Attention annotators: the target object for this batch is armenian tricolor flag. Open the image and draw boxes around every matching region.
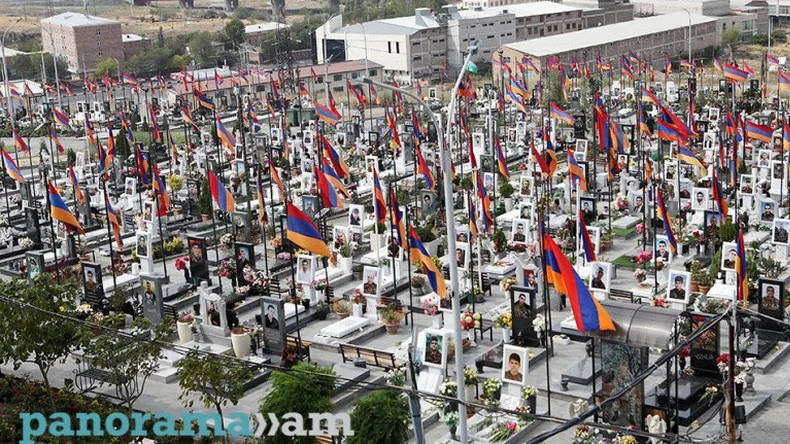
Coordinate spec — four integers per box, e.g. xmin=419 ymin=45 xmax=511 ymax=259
xmin=2 ymin=148 xmax=23 ymax=183
xmin=148 ymin=104 xmax=160 ymax=142
xmin=657 ymin=119 xmax=679 ymax=142
xmin=322 ymin=136 xmax=349 ymax=178
xmin=315 ymin=166 xmax=343 ymax=209
xmin=12 ymin=129 xmax=28 ymax=152
xmin=256 ymin=169 xmax=268 ymax=225
xmin=783 ymin=120 xmax=790 ymax=152
xmin=579 ymin=210 xmax=596 ymax=263
xmin=544 ymin=231 xmax=614 ymax=331
xmin=713 ymin=58 xmax=723 ymax=71
xmin=315 ymin=101 xmax=342 ymax=125
xmin=48 ymin=182 xmax=84 ymax=234
xmin=568 ymin=149 xmax=587 ymax=191
xmin=736 ymin=229 xmax=748 ymax=302
xmin=780 ymin=71 xmax=790 ymax=92
xmin=136 ymin=146 xmax=149 ymax=185
xmin=767 ymin=54 xmax=780 ymax=66
xmin=390 ymin=188 xmax=407 ymax=250
xmin=181 ymin=106 xmax=199 ymax=131
xmin=105 ymin=194 xmax=123 ymax=249
xmin=49 ymin=125 xmax=64 ymax=154
xmin=409 ymin=226 xmax=446 ymax=297
xmin=69 ymin=165 xmax=84 ymax=205
xmin=531 ymin=141 xmax=549 ymax=178
xmin=549 ymin=102 xmax=575 ymax=126
xmin=724 ymin=64 xmax=749 ymax=83
xmin=468 ymin=193 xmax=479 ymax=241
xmin=495 ymin=138 xmax=509 ymax=180
xmin=711 ymin=170 xmax=728 ymax=219
xmin=271 ymin=164 xmax=285 ymax=201
xmin=656 ymin=188 xmax=677 ymax=254
xmin=677 ymin=144 xmax=706 ymax=170
xmin=321 ymin=158 xmax=350 ymax=198
xmin=152 ymin=166 xmax=170 ymax=215
xmin=415 ymin=146 xmax=435 ymax=191
xmin=194 ymin=88 xmax=214 ymax=111
xmin=215 ymin=117 xmax=236 ymax=154
xmin=52 ymin=108 xmax=71 ymax=130
xmin=208 ymin=171 xmax=235 ymax=213
xmin=745 ymin=120 xmax=773 ymax=143
xmin=411 ymin=110 xmax=423 ymax=145
xmin=477 ymin=172 xmax=494 ymax=233
xmin=286 ymin=203 xmax=333 ymax=262
xmin=373 ymin=168 xmax=387 ymax=224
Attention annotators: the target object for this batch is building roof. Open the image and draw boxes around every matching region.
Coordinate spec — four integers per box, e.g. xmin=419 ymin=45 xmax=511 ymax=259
xmin=504 ymin=12 xmax=717 ymax=57
xmin=453 ymin=8 xmax=513 ymax=19
xmin=245 ymin=22 xmax=287 ymax=34
xmin=295 ymin=59 xmax=384 ymax=78
xmin=484 ymin=2 xmax=584 ymax=17
xmin=41 ymin=12 xmax=118 ymax=27
xmin=0 ymin=45 xmax=27 ymax=57
xmin=335 ymin=9 xmax=440 ymax=36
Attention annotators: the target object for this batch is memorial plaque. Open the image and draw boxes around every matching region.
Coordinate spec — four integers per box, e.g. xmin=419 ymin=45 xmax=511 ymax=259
xmin=235 ymin=241 xmax=255 ymax=281
xmin=25 ymin=208 xmax=41 ymax=248
xmin=25 ymin=251 xmax=45 ymax=284
xmin=689 ymin=313 xmax=720 ymax=379
xmin=510 ymin=286 xmax=539 ymax=347
xmin=81 ymin=261 xmax=104 ymax=303
xmin=600 ymin=340 xmax=648 ymax=429
xmin=260 ymin=297 xmax=286 ymax=354
xmin=187 ymin=236 xmax=209 ymax=282
xmin=139 ymin=274 xmax=165 ymax=323
xmin=758 ymin=278 xmax=784 ymax=332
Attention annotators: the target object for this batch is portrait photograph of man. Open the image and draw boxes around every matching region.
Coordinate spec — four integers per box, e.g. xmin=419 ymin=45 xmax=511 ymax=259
xmin=664 ymin=162 xmax=676 ymax=180
xmin=740 ymin=175 xmax=754 ymax=195
xmin=124 ymin=178 xmax=137 ymax=196
xmin=137 ymin=233 xmax=149 ymax=258
xmin=667 ymin=271 xmax=691 ymax=304
xmin=654 ymin=235 xmax=672 ymax=264
xmin=264 ymin=304 xmax=279 ymax=329
xmin=520 ymin=174 xmax=533 ymax=196
xmin=721 ymin=242 xmax=738 ymax=271
xmin=143 ymin=280 xmax=157 ymax=305
xmin=502 ymin=345 xmax=528 ymax=385
xmin=691 ymin=187 xmax=709 ymax=211
xmin=679 ymin=180 xmax=691 ymax=199
xmin=302 ymin=195 xmax=317 ymax=219
xmin=83 ymin=264 xmax=100 ymax=296
xmin=189 ymin=240 xmax=204 ymax=263
xmin=349 ymin=206 xmax=364 ymax=227
xmin=773 ymin=219 xmax=790 ymax=245
xmin=761 ymin=201 xmax=775 ymax=222
xmin=510 ymin=287 xmax=537 ymax=346
xmin=758 ymin=150 xmax=771 ymax=167
xmin=421 ymin=191 xmax=436 ymax=214
xmin=483 ymin=172 xmax=495 ymax=193
xmin=760 ymin=281 xmax=782 ymax=312
xmin=455 ymin=242 xmax=469 ymax=271
xmin=511 ymin=218 xmax=528 ymax=244
xmin=423 ymin=330 xmax=446 ymax=368
xmin=589 ymin=262 xmax=611 ymax=293
xmin=296 ymin=255 xmax=315 ymax=284
xmin=362 ymin=266 xmax=379 ymax=296
xmin=773 ymin=160 xmax=785 ymax=181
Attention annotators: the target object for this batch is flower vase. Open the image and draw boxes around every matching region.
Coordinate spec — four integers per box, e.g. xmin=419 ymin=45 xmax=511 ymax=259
xmin=339 ymin=257 xmax=352 ymax=272
xmin=352 ymin=303 xmax=364 ymax=317
xmin=448 ymin=425 xmax=457 ymax=440
xmin=230 ymin=332 xmax=251 ymax=357
xmin=524 ymin=395 xmax=537 ymax=414
xmin=735 ymin=382 xmax=744 ymax=402
xmin=183 ymin=268 xmax=190 ymax=283
xmin=176 ymin=321 xmax=193 ymax=344
xmin=465 ymin=384 xmax=476 ymax=401
xmin=503 ymin=329 xmax=512 ymax=344
xmin=432 ymin=316 xmax=443 ymax=329
xmin=745 ymin=372 xmax=755 ymax=394
xmin=680 ymin=358 xmax=686 ymax=372
xmin=466 ymin=331 xmax=477 ymax=347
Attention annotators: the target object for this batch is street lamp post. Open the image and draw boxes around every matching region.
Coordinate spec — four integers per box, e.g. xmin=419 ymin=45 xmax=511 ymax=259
xmin=681 ymin=9 xmax=692 ymax=62
xmin=38 ymin=24 xmax=63 ymax=109
xmin=2 ymin=18 xmax=23 ymax=129
xmin=363 ymin=40 xmax=479 ymax=444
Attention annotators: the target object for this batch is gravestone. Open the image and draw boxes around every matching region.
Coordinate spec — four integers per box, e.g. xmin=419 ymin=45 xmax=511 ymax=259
xmin=139 ymin=273 xmax=165 ymax=323
xmin=25 ymin=208 xmax=41 ymax=249
xmin=689 ymin=313 xmax=720 ymax=379
xmin=188 ymin=236 xmax=210 ymax=283
xmin=199 ymin=281 xmax=229 ymax=340
xmin=260 ymin=296 xmax=286 ymax=354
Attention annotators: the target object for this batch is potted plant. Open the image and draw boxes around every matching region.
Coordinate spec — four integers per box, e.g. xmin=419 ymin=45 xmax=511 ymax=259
xmin=411 ymin=275 xmax=426 ymax=295
xmin=482 ymin=378 xmax=503 ymax=406
xmin=444 ymin=411 xmax=459 ymax=440
xmin=315 ymin=300 xmax=329 ymax=320
xmin=600 ymin=230 xmax=614 ymax=251
xmin=499 ymin=181 xmax=516 ymax=211
xmin=230 ymin=326 xmax=251 ymax=357
xmin=697 ymin=273 xmax=713 ymax=294
xmin=378 ymin=303 xmax=405 ymax=334
xmin=332 ymin=299 xmax=350 ymax=320
xmin=198 ymin=178 xmax=212 ymax=221
xmin=176 ymin=313 xmax=195 ymax=344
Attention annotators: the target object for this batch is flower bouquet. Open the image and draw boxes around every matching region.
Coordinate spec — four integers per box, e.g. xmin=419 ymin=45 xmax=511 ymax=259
xmin=489 ymin=422 xmax=520 ymax=442
xmin=634 ymin=250 xmax=652 ymax=265
xmin=463 ymin=368 xmax=479 ymax=386
xmin=716 ymin=353 xmax=730 ymax=374
xmin=352 ymin=289 xmax=366 ymax=305
xmin=615 ymin=195 xmax=629 ymax=211
xmin=385 ymin=368 xmax=406 ymax=387
xmin=460 ymin=311 xmax=481 ymax=330
xmin=217 ymin=259 xmax=236 ymax=280
xmin=500 ymin=277 xmax=516 ymax=292
xmin=276 ymin=252 xmax=292 ymax=261
xmin=439 ymin=378 xmax=458 ymax=397
xmin=650 ymin=297 xmax=669 ymax=308
xmin=174 ymin=256 xmax=189 ymax=271
xmin=177 ymin=313 xmax=194 ymax=323
xmin=269 ymin=236 xmax=282 ymax=249
xmin=521 ymin=386 xmax=537 ymax=399
xmin=420 ymin=293 xmax=439 ymax=316
xmin=219 ymin=233 xmax=235 ymax=250
xmin=494 ymin=312 xmax=512 ymax=329
xmin=635 ymin=222 xmax=646 ymax=234
xmin=633 ymin=268 xmax=647 ymax=282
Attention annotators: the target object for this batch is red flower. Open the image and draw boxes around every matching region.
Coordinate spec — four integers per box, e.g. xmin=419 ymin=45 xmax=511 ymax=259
xmin=716 ymin=353 xmax=729 ymax=365
xmin=679 ymin=347 xmax=690 ymax=359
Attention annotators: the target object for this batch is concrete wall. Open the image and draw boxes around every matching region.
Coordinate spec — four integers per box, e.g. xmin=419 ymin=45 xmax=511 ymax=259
xmin=43 ymin=22 xmax=124 ymax=73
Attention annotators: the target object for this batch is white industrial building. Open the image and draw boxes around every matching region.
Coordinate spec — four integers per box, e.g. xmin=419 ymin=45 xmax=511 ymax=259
xmin=314 ymin=2 xmax=587 ymax=81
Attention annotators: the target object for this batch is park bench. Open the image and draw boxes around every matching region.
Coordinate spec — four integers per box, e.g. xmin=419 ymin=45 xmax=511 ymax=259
xmin=286 ymin=335 xmax=312 ymax=362
xmin=338 ymin=343 xmax=405 ymax=370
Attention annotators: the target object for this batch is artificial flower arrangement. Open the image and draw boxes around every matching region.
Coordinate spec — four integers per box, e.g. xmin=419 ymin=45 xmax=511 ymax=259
xmin=482 ymin=378 xmax=502 ymax=407
xmin=460 ymin=311 xmax=481 ymax=330
xmin=243 ymin=266 xmax=271 ymax=292
xmin=633 ymin=268 xmax=647 ymax=282
xmin=494 ymin=312 xmax=512 ymax=329
xmin=269 ymin=236 xmax=282 ymax=249
xmin=489 ymin=421 xmax=520 ymax=442
xmin=385 ymin=367 xmax=406 ymax=387
xmin=219 ymin=233 xmax=235 ymax=250
xmin=174 ymin=256 xmax=189 ymax=271
xmin=716 ymin=353 xmax=730 ymax=374
xmin=420 ymin=293 xmax=440 ymax=316
xmin=615 ymin=195 xmax=629 ymax=211
xmin=463 ymin=368 xmax=479 ymax=386
xmin=439 ymin=378 xmax=458 ymax=397
xmin=634 ymin=222 xmax=646 ymax=234
xmin=521 ymin=386 xmax=538 ymax=399
xmin=500 ymin=277 xmax=517 ymax=292
xmin=532 ymin=314 xmax=546 ymax=332
xmin=276 ymin=252 xmax=292 ymax=261
xmin=651 ymin=297 xmax=669 ymax=308
xmin=177 ymin=313 xmax=194 ymax=324
xmin=634 ymin=250 xmax=652 ymax=265
xmin=351 ymin=289 xmax=366 ymax=305
xmin=217 ymin=258 xmax=236 ymax=279
xmin=313 ymin=279 xmax=327 ymax=291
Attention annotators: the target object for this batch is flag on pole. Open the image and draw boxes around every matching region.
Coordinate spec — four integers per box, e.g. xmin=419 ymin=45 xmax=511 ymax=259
xmin=373 ymin=167 xmax=387 ymax=224
xmin=579 ymin=210 xmax=596 ymax=263
xmin=49 ymin=125 xmax=64 ymax=154
xmin=409 ymin=227 xmax=446 ymax=297
xmin=315 ymin=166 xmax=343 ymax=209
xmin=415 ymin=146 xmax=435 ymax=191
xmin=48 ymin=182 xmax=84 ymax=234
xmin=215 ymin=116 xmax=237 ymax=154
xmin=711 ymin=170 xmax=728 ymax=219
xmin=208 ymin=171 xmax=235 ymax=213
xmin=390 ymin=188 xmax=407 ymax=250
xmin=286 ymin=203 xmax=333 ymax=263
xmin=656 ymin=188 xmax=677 ymax=254
xmin=736 ymin=229 xmax=748 ymax=303
xmin=12 ymin=129 xmax=28 ymax=152
xmin=69 ymin=165 xmax=84 ymax=205
xmin=1 ymin=148 xmax=23 ymax=183
xmin=105 ymin=194 xmax=123 ymax=249
xmin=52 ymin=108 xmax=71 ymax=130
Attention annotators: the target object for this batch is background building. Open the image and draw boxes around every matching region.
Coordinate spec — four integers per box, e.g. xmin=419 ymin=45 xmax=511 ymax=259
xmin=496 ymin=12 xmax=718 ymax=76
xmin=41 ymin=13 xmax=124 ymax=74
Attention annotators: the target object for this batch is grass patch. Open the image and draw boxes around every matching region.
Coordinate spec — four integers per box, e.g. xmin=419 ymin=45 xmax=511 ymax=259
xmin=611 ymin=227 xmax=636 ymax=238
xmin=612 ymin=254 xmax=640 ymax=270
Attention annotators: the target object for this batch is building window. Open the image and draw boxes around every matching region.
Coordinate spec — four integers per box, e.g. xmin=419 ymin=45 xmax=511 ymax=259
xmin=414 ymin=56 xmax=422 ymax=61
xmin=488 ymin=35 xmax=495 ymax=39
xmin=351 ymin=72 xmax=358 ymax=78
xmin=316 ymin=76 xmax=324 ymax=83
xmin=388 ymin=42 xmax=392 ymax=53
xmin=333 ymin=74 xmax=342 ymax=81
xmin=370 ymin=69 xmax=377 ymax=76
xmin=396 ymin=42 xmax=400 ymax=53
xmin=504 ymin=57 xmax=511 ymax=62
xmin=98 ymin=51 xmax=103 ymax=57
xmin=528 ymin=28 xmax=533 ymax=35
xmin=333 ymin=86 xmax=344 ymax=92
xmin=96 ymin=30 xmax=101 ymax=36
xmin=566 ymin=23 xmax=570 ymax=30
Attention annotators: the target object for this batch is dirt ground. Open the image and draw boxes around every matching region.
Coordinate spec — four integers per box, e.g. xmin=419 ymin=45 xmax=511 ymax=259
xmin=0 ymin=0 xmax=322 ymax=41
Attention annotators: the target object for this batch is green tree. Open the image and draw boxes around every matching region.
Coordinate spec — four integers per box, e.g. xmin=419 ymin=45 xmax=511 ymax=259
xmin=721 ymin=28 xmax=742 ymax=48
xmin=115 ymin=128 xmax=131 ymax=159
xmin=157 ymin=26 xmax=165 ymax=47
xmin=88 ymin=318 xmax=173 ymax=413
xmin=176 ymin=350 xmax=254 ymax=432
xmin=259 ymin=362 xmax=337 ymax=444
xmin=198 ymin=178 xmax=212 ymax=215
xmin=0 ymin=276 xmax=88 ymax=410
xmin=222 ymin=18 xmax=246 ymax=47
xmin=188 ymin=32 xmax=218 ymax=67
xmin=348 ymin=390 xmax=409 ymax=444
xmin=95 ymin=57 xmax=119 ymax=78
